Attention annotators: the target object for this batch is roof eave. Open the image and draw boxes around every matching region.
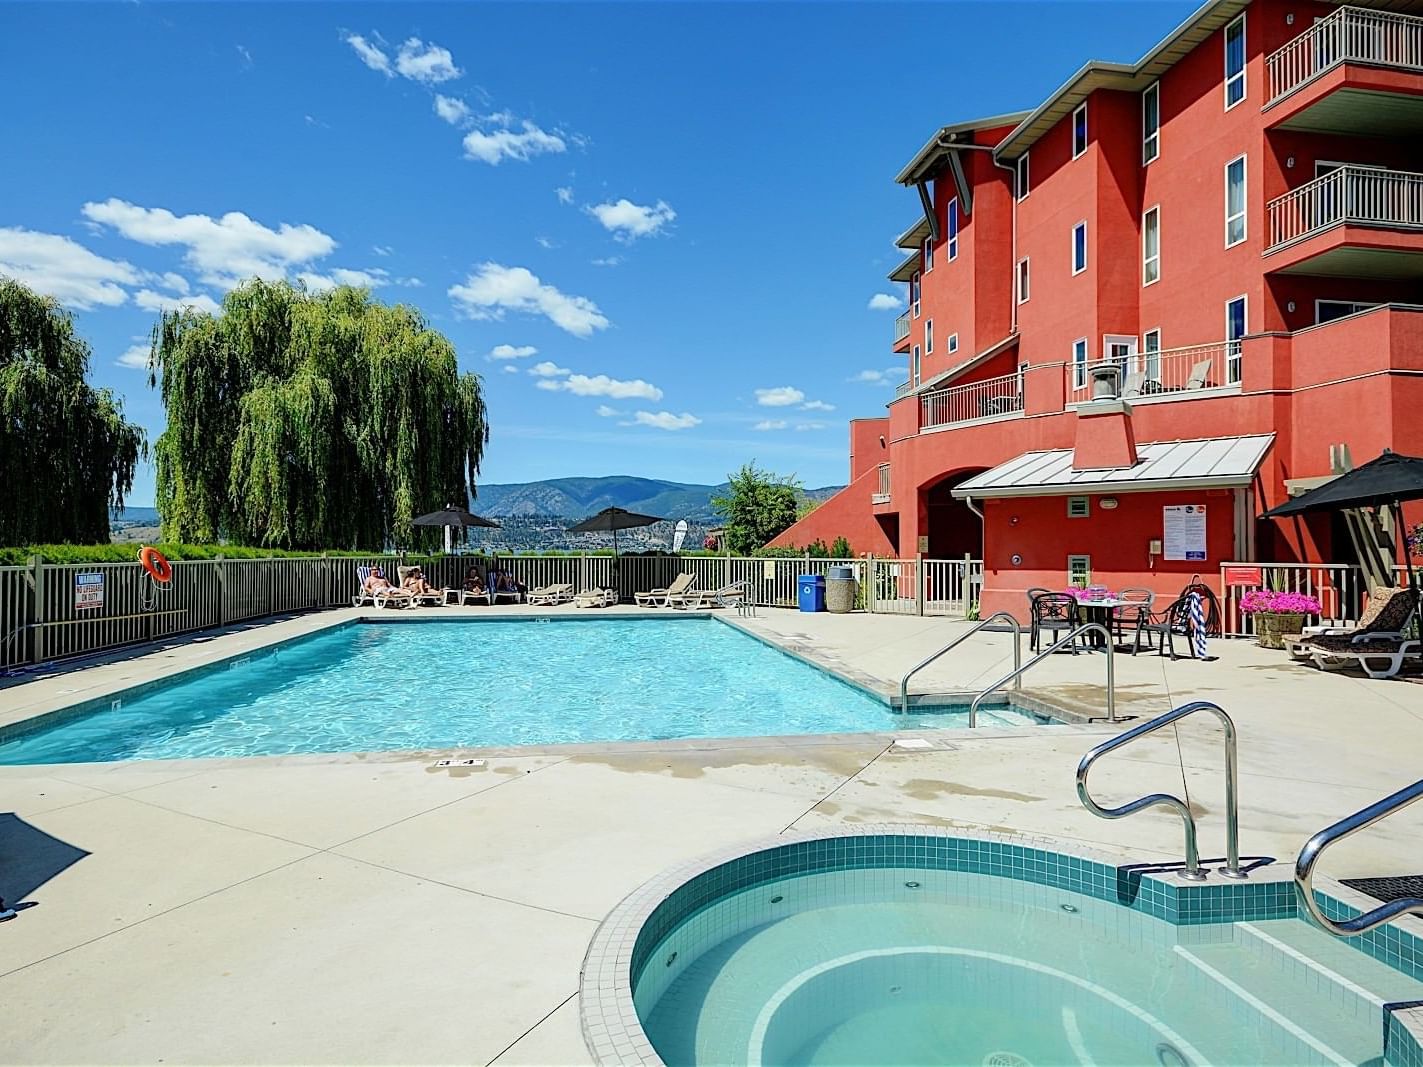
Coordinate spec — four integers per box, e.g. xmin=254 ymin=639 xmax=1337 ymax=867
xmin=952 ymin=474 xmax=1257 ymax=500
xmin=893 ymin=110 xmax=1031 ymax=185
xmin=888 ymin=250 xmax=921 ymax=283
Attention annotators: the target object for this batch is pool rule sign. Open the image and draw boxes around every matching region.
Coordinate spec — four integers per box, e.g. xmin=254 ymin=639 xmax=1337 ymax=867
xmin=74 ymin=571 xmax=104 ymax=611
xmin=1163 ymin=504 xmax=1207 ymax=561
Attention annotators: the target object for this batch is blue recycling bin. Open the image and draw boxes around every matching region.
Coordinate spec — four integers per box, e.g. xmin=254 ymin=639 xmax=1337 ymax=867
xmin=797 ymin=574 xmax=826 ymax=612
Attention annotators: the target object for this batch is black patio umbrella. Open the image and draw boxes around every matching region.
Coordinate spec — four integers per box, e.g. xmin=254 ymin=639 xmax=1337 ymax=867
xmin=565 ymin=507 xmax=664 ymax=558
xmin=1261 ymin=449 xmax=1423 ymax=595
xmin=413 ymin=505 xmax=500 ymax=553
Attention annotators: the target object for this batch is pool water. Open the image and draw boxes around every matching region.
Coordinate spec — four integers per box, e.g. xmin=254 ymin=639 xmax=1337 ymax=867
xmin=0 ymin=619 xmax=1048 ymax=764
xmin=636 ymin=866 xmax=1423 ymax=1066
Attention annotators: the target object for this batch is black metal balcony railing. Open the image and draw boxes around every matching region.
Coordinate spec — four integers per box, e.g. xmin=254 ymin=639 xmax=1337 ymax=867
xmin=894 ymin=312 xmax=910 ymax=344
xmin=1266 ymin=6 xmax=1423 ymax=103
xmin=1267 ymin=166 xmax=1423 ymax=251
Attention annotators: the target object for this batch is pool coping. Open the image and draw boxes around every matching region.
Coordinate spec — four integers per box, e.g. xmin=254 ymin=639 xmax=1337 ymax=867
xmin=577 ymin=824 xmax=1423 ymax=1066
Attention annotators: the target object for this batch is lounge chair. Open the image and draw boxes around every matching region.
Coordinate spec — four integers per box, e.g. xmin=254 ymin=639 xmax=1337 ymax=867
xmin=635 ymin=572 xmax=693 ymax=607
xmin=1185 ymin=358 xmax=1215 ymax=390
xmin=669 ymin=584 xmax=745 ymax=610
xmin=353 ymin=565 xmax=412 ymax=609
xmin=396 ymin=566 xmax=443 ymax=607
xmin=527 ymin=583 xmax=575 ymax=606
xmin=1288 ymin=586 xmax=1420 ymax=678
xmin=573 ymin=587 xmax=617 ymax=608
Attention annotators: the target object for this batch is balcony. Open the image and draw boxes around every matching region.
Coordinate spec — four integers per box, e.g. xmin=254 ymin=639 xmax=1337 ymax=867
xmin=1266 ymin=166 xmax=1423 ymax=275
xmin=1066 ymin=342 xmax=1240 ymax=404
xmin=1265 ymin=7 xmax=1423 ymax=136
xmin=893 ymin=312 xmax=910 ymax=345
xmin=872 ymin=463 xmax=891 ymax=505
xmin=894 ymin=378 xmax=913 ymax=399
xmin=920 ymin=371 xmax=1024 ymax=432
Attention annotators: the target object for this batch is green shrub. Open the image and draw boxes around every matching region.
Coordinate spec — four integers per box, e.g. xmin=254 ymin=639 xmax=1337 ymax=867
xmin=830 ymin=536 xmax=852 ymax=558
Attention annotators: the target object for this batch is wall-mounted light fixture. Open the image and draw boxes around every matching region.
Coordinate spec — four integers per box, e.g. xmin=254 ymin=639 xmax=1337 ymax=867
xmin=1100 ymin=497 xmax=1119 ymax=510
xmin=1286 ymin=12 xmax=1295 ymax=25
xmin=1287 ymin=301 xmax=1297 ymax=313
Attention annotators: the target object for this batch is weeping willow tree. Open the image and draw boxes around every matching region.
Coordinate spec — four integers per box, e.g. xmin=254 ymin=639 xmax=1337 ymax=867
xmin=151 ymin=280 xmax=489 ymax=550
xmin=0 ymin=279 xmax=145 ymax=545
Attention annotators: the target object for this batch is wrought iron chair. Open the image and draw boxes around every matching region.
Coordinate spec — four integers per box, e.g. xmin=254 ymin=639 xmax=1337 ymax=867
xmin=1031 ymin=593 xmax=1081 ymax=654
xmin=1134 ymin=595 xmax=1193 ymax=657
xmin=1114 ymin=587 xmax=1155 ymax=645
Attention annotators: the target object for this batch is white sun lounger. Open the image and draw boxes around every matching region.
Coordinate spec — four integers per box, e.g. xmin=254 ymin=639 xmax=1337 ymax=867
xmin=635 ymin=572 xmax=693 ymax=607
xmin=573 ymin=587 xmax=617 ymax=608
xmin=527 ymin=583 xmax=575 ymax=606
xmin=669 ymin=584 xmax=744 ymax=610
xmin=353 ymin=565 xmax=412 ymax=609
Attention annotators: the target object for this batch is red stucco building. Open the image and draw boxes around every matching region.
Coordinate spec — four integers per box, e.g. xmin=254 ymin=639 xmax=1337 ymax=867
xmin=771 ymin=0 xmax=1423 ymax=619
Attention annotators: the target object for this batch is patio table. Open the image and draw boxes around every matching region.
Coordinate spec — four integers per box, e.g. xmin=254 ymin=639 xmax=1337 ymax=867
xmin=1073 ymin=597 xmax=1126 ymax=650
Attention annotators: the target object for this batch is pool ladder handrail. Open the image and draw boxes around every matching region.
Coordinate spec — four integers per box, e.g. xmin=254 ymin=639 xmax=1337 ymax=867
xmin=968 ymin=622 xmax=1116 ymax=728
xmin=1076 ymin=700 xmax=1244 ymax=882
xmin=896 ymin=612 xmax=1022 ymax=714
xmin=727 ymin=578 xmax=758 ymax=617
xmin=1295 ymin=778 xmax=1423 ymax=937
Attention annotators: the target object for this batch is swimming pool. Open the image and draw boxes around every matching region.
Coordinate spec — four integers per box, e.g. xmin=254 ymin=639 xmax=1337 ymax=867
xmin=584 ymin=830 xmax=1423 ymax=1066
xmin=0 ymin=618 xmax=1051 ymax=764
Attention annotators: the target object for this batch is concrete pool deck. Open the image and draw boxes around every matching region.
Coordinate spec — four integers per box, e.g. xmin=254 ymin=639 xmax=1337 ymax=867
xmin=2 ymin=604 xmax=1422 ymax=1064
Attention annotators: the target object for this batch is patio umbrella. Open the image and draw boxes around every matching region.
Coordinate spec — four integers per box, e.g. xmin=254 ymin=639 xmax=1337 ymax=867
xmin=567 ymin=507 xmax=664 ymax=587
xmin=1261 ymin=449 xmax=1423 ymax=596
xmin=413 ymin=505 xmax=500 ymax=553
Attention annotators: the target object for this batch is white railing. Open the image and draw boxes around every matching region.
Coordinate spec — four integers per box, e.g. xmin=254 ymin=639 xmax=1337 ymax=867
xmin=873 ymin=463 xmax=891 ymax=503
xmin=894 ymin=312 xmax=911 ymax=343
xmin=1267 ymin=6 xmax=1423 ymax=103
xmin=1219 ymin=561 xmax=1412 ymax=638
xmin=866 ymin=557 xmax=984 ymax=616
xmin=920 ymin=371 xmax=1023 ymax=430
xmin=1268 ymin=166 xmax=1423 ymax=250
xmin=1067 ymin=341 xmax=1238 ymax=402
xmin=894 ymin=379 xmax=913 ymax=399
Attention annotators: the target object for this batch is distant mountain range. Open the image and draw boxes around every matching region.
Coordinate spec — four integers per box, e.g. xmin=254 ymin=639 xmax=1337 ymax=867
xmin=470 ymin=476 xmax=842 ymax=521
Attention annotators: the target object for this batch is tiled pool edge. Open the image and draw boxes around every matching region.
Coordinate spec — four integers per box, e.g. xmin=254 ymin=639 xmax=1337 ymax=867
xmin=579 ymin=825 xmax=1423 ymax=1066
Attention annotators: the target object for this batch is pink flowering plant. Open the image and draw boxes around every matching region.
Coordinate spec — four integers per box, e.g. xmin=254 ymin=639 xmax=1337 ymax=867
xmin=1239 ymin=589 xmax=1322 ymax=616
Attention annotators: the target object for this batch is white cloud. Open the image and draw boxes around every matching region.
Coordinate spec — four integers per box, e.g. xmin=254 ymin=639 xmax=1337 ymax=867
xmin=82 ymin=198 xmax=337 ymax=289
xmin=795 ymin=423 xmax=826 ymax=432
xmin=433 ymin=94 xmax=471 ymax=125
xmin=462 ymin=121 xmax=566 ymax=165
xmin=343 ymin=33 xmax=391 ymax=75
xmin=236 ymin=44 xmax=253 ymax=69
xmin=448 ymin=262 xmax=609 ymax=336
xmin=489 ymin=343 xmax=537 ymax=360
xmin=394 ymin=37 xmax=461 ymax=84
xmin=849 ymin=368 xmax=904 ymax=385
xmin=591 ymin=256 xmax=622 ymax=267
xmin=801 ymin=400 xmax=835 ymax=412
xmin=595 ymin=404 xmax=620 ymax=417
xmin=372 ymin=244 xmax=394 ymax=257
xmin=555 ymin=186 xmax=574 ymax=205
xmin=158 ymin=271 xmax=190 ymax=294
xmin=867 ymin=293 xmax=903 ymax=311
xmin=537 ymin=373 xmax=662 ymax=401
xmin=535 ymin=236 xmax=557 ymax=249
xmin=134 ymin=288 xmax=222 ymax=316
xmin=753 ymin=419 xmax=788 ymax=431
xmin=502 ymin=365 xmax=519 ymax=374
xmin=297 ymin=267 xmax=390 ymax=292
xmin=755 ymin=386 xmax=805 ymax=408
xmin=0 ymin=227 xmax=140 ymax=309
xmin=633 ymin=411 xmax=699 ymax=431
xmin=587 ymin=198 xmax=675 ymax=241
xmin=528 ymin=361 xmax=570 ymax=378
xmin=116 ymin=344 xmax=151 ymax=369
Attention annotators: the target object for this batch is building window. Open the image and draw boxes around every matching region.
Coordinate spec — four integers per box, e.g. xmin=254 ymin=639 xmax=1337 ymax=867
xmin=1225 ymin=14 xmax=1246 ymax=109
xmin=925 ymin=319 xmax=934 ymax=354
xmin=1072 ymin=338 xmax=1089 ymax=389
xmin=911 ymin=271 xmax=921 ymax=318
xmin=948 ymin=332 xmax=959 ymax=354
xmin=1143 ymin=82 xmax=1160 ymax=164
xmin=923 ymin=235 xmax=934 ymax=273
xmin=1143 ymin=328 xmax=1161 ymax=382
xmin=1068 ymin=554 xmax=1092 ymax=585
xmin=1017 ymin=258 xmax=1030 ymax=304
xmin=1225 ymin=155 xmax=1247 ymax=247
xmin=1072 ymin=103 xmax=1088 ymax=159
xmin=1317 ymin=300 xmax=1378 ymax=323
xmin=912 ymin=344 xmax=921 ymax=386
xmin=1016 ymin=153 xmax=1029 ymax=201
xmin=1067 ymin=498 xmax=1091 ymax=519
xmin=947 ymin=198 xmax=959 ymax=261
xmin=1226 ymin=296 xmax=1246 ymax=384
xmin=1142 ymin=206 xmax=1160 ymax=286
xmin=1072 ymin=221 xmax=1087 ymax=275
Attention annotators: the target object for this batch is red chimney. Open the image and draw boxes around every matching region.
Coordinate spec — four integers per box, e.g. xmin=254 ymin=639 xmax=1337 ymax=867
xmin=1073 ymin=399 xmax=1138 ymax=470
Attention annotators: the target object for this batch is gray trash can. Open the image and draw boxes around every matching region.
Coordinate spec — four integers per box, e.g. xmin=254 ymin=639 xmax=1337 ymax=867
xmin=826 ymin=574 xmax=857 ymax=613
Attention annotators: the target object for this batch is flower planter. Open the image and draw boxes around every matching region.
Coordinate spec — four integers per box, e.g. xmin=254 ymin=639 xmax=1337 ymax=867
xmin=1256 ymin=612 xmax=1306 ymax=649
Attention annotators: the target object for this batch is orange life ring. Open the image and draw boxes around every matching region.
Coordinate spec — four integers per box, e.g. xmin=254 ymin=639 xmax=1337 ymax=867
xmin=139 ymin=546 xmax=173 ymax=583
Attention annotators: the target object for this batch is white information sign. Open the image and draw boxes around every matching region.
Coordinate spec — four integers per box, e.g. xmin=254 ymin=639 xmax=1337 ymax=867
xmin=1163 ymin=504 xmax=1207 ymax=561
xmin=74 ymin=571 xmax=105 ymax=611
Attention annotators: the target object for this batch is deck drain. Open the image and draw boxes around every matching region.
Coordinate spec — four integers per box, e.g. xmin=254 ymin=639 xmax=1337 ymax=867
xmin=770 ymin=895 xmax=784 ymax=904
xmin=665 ymin=951 xmax=677 ymax=968
xmin=1341 ymin=875 xmax=1423 ymax=903
xmin=904 ymin=881 xmax=921 ymax=889
xmin=1156 ymin=1042 xmax=1189 ymax=1067
xmin=983 ymin=1053 xmax=1032 ymax=1067
xmin=1060 ymin=903 xmax=1078 ymax=913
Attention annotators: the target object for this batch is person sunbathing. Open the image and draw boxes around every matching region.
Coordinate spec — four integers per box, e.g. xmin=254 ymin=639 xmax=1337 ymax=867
xmin=365 ymin=566 xmax=412 ymax=600
xmin=402 ymin=567 xmax=440 ymax=597
xmin=463 ymin=567 xmax=486 ymax=594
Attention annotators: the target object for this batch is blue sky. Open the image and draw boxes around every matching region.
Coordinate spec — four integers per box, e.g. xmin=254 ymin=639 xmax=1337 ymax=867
xmin=2 ymin=1 xmax=1195 ymax=505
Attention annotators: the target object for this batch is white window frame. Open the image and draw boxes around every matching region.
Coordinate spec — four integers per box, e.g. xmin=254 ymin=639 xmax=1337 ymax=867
xmin=912 ymin=344 xmax=922 ymax=387
xmin=1142 ymin=82 xmax=1160 ymax=165
xmin=911 ymin=271 xmax=921 ymax=318
xmin=1016 ymin=153 xmax=1029 ymax=201
xmin=1072 ymin=337 xmax=1089 ymax=390
xmin=1072 ymin=220 xmax=1088 ymax=275
xmin=1224 ymin=14 xmax=1246 ymax=110
xmin=1072 ymin=102 xmax=1088 ymax=159
xmin=1315 ymin=299 xmax=1379 ymax=323
xmin=1017 ymin=257 xmax=1030 ymax=304
xmin=947 ymin=198 xmax=959 ymax=261
xmin=1067 ymin=554 xmax=1092 ymax=584
xmin=923 ymin=235 xmax=934 ymax=273
xmin=1225 ymin=155 xmax=1247 ymax=248
xmin=1226 ymin=295 xmax=1247 ymax=385
xmin=1143 ymin=328 xmax=1162 ymax=381
xmin=1142 ymin=206 xmax=1161 ymax=286
xmin=947 ymin=332 xmax=959 ymax=354
xmin=925 ymin=319 xmax=934 ymax=355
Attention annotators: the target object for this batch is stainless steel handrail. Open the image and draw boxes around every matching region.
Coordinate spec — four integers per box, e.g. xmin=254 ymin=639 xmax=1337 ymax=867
xmin=897 ymin=612 xmax=1022 ymax=713
xmin=1295 ymin=779 xmax=1423 ymax=937
xmin=1076 ymin=700 xmax=1244 ymax=882
xmin=968 ymin=622 xmax=1115 ymax=728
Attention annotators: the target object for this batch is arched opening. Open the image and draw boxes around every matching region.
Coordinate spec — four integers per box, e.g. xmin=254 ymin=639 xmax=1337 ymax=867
xmin=921 ymin=469 xmax=987 ymax=558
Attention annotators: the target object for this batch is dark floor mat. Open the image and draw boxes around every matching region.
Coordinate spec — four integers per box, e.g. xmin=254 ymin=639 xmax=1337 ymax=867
xmin=1341 ymin=875 xmax=1423 ymax=903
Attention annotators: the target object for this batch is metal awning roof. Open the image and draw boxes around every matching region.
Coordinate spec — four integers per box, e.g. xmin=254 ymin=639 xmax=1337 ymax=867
xmin=894 ymin=111 xmax=1031 ymax=186
xmin=896 ymin=217 xmax=931 ymax=250
xmin=888 ymin=250 xmax=921 ymax=283
xmin=952 ymin=434 xmax=1275 ymax=499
